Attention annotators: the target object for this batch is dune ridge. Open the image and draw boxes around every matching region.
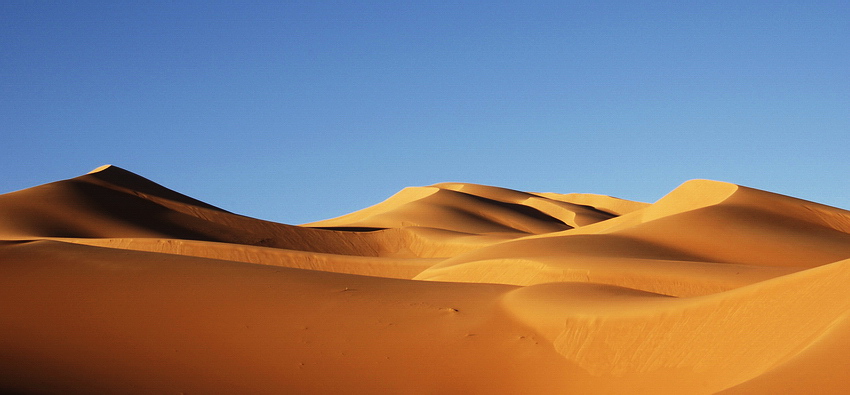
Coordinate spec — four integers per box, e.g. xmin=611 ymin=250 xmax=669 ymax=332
xmin=2 ymin=165 xmax=850 ymax=394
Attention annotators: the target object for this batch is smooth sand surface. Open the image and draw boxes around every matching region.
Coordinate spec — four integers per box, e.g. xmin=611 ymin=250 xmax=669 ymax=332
xmin=3 ymin=165 xmax=850 ymax=393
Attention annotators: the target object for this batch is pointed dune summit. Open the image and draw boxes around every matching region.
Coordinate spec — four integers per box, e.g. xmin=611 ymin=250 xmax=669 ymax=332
xmin=85 ymin=164 xmax=228 ymax=211
xmin=2 ymin=166 xmax=850 ymax=394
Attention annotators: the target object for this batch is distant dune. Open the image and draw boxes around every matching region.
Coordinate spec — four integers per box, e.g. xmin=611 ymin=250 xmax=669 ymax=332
xmin=3 ymin=165 xmax=850 ymax=393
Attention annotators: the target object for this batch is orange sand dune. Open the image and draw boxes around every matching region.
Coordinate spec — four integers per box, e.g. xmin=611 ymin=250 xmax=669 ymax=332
xmin=2 ymin=166 xmax=850 ymax=394
xmin=304 ymin=181 xmax=621 ymax=232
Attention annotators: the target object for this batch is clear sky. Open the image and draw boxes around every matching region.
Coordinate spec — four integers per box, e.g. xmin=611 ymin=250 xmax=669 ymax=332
xmin=2 ymin=1 xmax=848 ymax=224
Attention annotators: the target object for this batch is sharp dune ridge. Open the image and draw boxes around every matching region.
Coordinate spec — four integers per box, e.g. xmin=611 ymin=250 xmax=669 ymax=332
xmin=2 ymin=166 xmax=850 ymax=393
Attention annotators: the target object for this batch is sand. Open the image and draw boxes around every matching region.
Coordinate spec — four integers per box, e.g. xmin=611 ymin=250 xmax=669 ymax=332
xmin=2 ymin=165 xmax=850 ymax=394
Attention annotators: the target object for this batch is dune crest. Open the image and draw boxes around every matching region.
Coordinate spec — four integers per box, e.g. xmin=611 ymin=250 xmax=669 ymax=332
xmin=641 ymin=179 xmax=738 ymax=221
xmin=2 ymin=167 xmax=850 ymax=393
xmin=305 ymin=182 xmax=624 ymax=233
xmin=87 ymin=164 xmax=114 ymax=173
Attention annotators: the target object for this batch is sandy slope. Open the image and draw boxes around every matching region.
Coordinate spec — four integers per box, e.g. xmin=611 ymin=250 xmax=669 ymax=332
xmin=2 ymin=165 xmax=850 ymax=393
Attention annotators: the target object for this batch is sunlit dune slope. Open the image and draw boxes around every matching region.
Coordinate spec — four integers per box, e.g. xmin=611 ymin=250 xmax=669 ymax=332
xmin=3 ymin=166 xmax=850 ymax=394
xmin=415 ymin=179 xmax=850 ymax=296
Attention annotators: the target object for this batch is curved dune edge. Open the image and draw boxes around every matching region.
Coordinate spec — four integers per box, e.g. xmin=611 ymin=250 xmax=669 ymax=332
xmin=416 ymin=255 xmax=801 ymax=297
xmin=500 ymin=258 xmax=850 ymax=394
xmin=4 ymin=165 xmax=850 ymax=393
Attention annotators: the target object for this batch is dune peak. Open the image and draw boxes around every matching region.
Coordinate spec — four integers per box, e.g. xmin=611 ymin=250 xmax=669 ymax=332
xmin=78 ymin=164 xmax=226 ymax=212
xmin=641 ymin=179 xmax=739 ymax=222
xmin=87 ymin=164 xmax=116 ymax=174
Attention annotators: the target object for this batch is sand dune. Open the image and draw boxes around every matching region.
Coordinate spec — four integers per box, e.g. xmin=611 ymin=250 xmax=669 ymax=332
xmin=2 ymin=166 xmax=850 ymax=393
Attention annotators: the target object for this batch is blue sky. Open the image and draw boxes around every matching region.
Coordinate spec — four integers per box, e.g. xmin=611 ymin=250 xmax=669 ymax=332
xmin=2 ymin=1 xmax=848 ymax=224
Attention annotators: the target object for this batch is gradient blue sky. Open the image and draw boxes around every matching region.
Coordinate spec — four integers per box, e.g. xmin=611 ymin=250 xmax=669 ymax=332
xmin=2 ymin=1 xmax=848 ymax=224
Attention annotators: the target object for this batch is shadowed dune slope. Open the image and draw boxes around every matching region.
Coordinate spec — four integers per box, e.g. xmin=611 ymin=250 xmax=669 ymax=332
xmin=3 ymin=167 xmax=850 ymax=394
xmin=304 ymin=182 xmax=629 ymax=233
xmin=532 ymin=191 xmax=650 ymax=216
xmin=0 ymin=166 xmax=508 ymax=259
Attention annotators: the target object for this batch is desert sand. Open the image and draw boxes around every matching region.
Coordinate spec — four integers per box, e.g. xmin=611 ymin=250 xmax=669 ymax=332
xmin=3 ymin=165 xmax=850 ymax=394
